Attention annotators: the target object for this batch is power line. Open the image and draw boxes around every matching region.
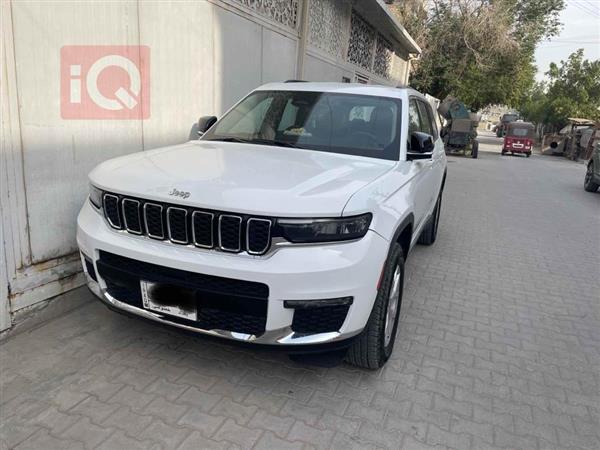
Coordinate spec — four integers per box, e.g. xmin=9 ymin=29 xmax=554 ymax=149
xmin=577 ymin=0 xmax=600 ymax=9
xmin=540 ymin=40 xmax=599 ymax=44
xmin=568 ymin=0 xmax=600 ymax=18
xmin=568 ymin=0 xmax=600 ymax=16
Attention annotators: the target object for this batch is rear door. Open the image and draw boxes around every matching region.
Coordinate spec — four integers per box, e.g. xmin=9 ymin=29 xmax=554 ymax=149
xmin=416 ymin=100 xmax=444 ymax=217
xmin=407 ymin=98 xmax=432 ymax=231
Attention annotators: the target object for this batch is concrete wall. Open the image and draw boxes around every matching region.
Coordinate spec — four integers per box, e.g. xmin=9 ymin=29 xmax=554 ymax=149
xmin=0 ymin=0 xmax=416 ymax=331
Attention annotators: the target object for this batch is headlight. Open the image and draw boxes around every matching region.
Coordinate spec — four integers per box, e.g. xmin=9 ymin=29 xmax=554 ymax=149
xmin=89 ymin=184 xmax=103 ymax=209
xmin=277 ymin=213 xmax=372 ymax=243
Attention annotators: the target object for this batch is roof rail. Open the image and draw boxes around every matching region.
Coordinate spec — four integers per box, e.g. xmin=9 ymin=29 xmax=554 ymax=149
xmin=284 ymin=79 xmax=308 ymax=83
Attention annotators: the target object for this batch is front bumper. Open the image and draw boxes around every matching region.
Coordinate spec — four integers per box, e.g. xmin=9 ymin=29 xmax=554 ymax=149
xmin=503 ymin=146 xmax=531 ymax=153
xmin=77 ymin=201 xmax=389 ymax=346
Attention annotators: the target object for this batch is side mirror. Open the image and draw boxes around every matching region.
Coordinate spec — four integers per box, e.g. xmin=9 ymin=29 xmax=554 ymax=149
xmin=197 ymin=116 xmax=217 ymax=137
xmin=407 ymin=131 xmax=434 ymax=160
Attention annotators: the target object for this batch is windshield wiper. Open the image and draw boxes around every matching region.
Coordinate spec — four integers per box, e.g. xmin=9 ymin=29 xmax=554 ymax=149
xmin=248 ymin=138 xmax=301 ymax=148
xmin=205 ymin=137 xmax=301 ymax=148
xmin=205 ymin=137 xmax=251 ymax=143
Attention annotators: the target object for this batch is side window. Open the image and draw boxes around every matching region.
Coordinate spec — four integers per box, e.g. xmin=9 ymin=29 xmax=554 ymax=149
xmin=425 ymin=102 xmax=439 ymax=139
xmin=417 ymin=101 xmax=433 ymax=137
xmin=408 ymin=100 xmax=421 ymax=135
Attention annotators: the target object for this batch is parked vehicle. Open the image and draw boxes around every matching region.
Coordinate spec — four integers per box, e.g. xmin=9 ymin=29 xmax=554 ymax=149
xmin=495 ymin=113 xmax=519 ymax=137
xmin=438 ymin=96 xmax=480 ymax=158
xmin=580 ymin=126 xmax=599 ymax=161
xmin=502 ymin=122 xmax=535 ymax=157
xmin=584 ymin=142 xmax=600 ymax=193
xmin=77 ymin=82 xmax=448 ymax=369
xmin=548 ymin=118 xmax=595 ymax=159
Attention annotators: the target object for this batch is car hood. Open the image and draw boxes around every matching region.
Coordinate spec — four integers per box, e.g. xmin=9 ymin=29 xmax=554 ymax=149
xmin=89 ymin=140 xmax=395 ymax=216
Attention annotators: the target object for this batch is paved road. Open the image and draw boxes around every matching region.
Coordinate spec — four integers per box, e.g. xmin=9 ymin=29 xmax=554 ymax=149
xmin=2 ymin=143 xmax=599 ymax=450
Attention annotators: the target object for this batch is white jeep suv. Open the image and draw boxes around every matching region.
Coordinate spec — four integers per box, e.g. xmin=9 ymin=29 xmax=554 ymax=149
xmin=77 ymin=82 xmax=447 ymax=369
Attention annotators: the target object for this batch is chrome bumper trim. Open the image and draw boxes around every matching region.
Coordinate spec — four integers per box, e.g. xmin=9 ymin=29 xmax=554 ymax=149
xmin=85 ymin=276 xmax=360 ymax=346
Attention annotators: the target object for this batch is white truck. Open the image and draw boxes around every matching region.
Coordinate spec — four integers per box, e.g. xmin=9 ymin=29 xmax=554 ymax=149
xmin=77 ymin=82 xmax=447 ymax=369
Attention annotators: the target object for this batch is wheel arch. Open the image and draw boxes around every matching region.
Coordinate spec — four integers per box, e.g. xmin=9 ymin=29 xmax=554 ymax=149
xmin=441 ymin=169 xmax=447 ymax=192
xmin=391 ymin=213 xmax=414 ymax=260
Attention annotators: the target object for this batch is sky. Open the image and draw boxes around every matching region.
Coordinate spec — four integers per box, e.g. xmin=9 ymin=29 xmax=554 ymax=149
xmin=534 ymin=0 xmax=600 ymax=81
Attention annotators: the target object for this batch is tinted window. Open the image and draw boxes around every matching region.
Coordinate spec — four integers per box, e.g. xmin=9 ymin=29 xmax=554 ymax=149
xmin=203 ymin=91 xmax=403 ymax=160
xmin=408 ymin=100 xmax=421 ymax=135
xmin=417 ymin=101 xmax=433 ymax=136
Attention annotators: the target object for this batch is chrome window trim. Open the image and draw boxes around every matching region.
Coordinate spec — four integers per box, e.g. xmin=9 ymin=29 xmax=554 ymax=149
xmin=218 ymin=215 xmax=242 ymax=252
xmin=121 ymin=198 xmax=143 ymax=235
xmin=246 ymin=218 xmax=272 ymax=255
xmin=144 ymin=203 xmax=164 ymax=240
xmin=103 ymin=193 xmax=122 ymax=229
xmin=191 ymin=211 xmax=214 ymax=248
xmin=166 ymin=207 xmax=189 ymax=244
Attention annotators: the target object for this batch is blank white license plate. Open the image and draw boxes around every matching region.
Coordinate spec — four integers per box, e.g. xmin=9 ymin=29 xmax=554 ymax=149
xmin=140 ymin=280 xmax=196 ymax=320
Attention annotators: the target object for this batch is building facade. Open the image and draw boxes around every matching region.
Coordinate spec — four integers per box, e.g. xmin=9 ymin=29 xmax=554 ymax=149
xmin=0 ymin=0 xmax=420 ymax=331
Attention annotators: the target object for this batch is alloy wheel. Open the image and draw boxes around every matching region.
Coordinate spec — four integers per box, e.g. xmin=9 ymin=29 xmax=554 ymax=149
xmin=384 ymin=265 xmax=401 ymax=347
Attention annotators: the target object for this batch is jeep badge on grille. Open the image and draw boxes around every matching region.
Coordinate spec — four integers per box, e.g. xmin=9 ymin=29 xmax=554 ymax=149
xmin=168 ymin=188 xmax=190 ymax=199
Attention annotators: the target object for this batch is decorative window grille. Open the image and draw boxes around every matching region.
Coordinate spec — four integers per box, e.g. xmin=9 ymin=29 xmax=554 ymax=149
xmin=347 ymin=11 xmax=375 ymax=70
xmin=308 ymin=0 xmax=350 ymax=60
xmin=232 ymin=0 xmax=299 ymax=29
xmin=373 ymin=35 xmax=393 ymax=79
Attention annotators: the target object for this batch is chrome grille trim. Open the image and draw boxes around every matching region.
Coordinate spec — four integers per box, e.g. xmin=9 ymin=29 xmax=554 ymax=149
xmin=143 ymin=203 xmax=164 ymax=240
xmin=191 ymin=211 xmax=214 ymax=248
xmin=246 ymin=218 xmax=272 ymax=255
xmin=218 ymin=215 xmax=242 ymax=252
xmin=101 ymin=192 xmax=274 ymax=255
xmin=103 ymin=193 xmax=122 ymax=229
xmin=166 ymin=207 xmax=189 ymax=244
xmin=121 ymin=199 xmax=142 ymax=235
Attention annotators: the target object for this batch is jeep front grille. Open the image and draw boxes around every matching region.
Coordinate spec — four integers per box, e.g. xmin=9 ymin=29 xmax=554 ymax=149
xmin=102 ymin=192 xmax=273 ymax=255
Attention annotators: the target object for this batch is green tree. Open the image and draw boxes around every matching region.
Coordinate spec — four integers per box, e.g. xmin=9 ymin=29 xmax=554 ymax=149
xmin=389 ymin=0 xmax=565 ymax=110
xmin=520 ymin=50 xmax=600 ymax=128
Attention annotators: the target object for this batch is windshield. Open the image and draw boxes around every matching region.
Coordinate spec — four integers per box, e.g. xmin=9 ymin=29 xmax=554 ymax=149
xmin=202 ymin=90 xmax=402 ymax=160
xmin=502 ymin=114 xmax=518 ymax=123
xmin=508 ymin=127 xmax=533 ymax=138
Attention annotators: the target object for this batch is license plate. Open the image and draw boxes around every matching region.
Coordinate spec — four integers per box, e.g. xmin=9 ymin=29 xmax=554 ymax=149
xmin=140 ymin=280 xmax=197 ymax=320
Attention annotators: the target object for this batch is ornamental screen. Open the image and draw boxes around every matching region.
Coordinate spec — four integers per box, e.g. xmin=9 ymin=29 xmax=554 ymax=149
xmin=347 ymin=11 xmax=375 ymax=70
xmin=233 ymin=0 xmax=299 ymax=29
xmin=373 ymin=35 xmax=393 ymax=79
xmin=308 ymin=0 xmax=351 ymax=60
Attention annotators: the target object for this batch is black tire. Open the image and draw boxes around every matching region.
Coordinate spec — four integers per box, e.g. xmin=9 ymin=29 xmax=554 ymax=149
xmin=471 ymin=140 xmax=479 ymax=159
xmin=584 ymin=162 xmax=599 ymax=192
xmin=526 ymin=152 xmax=531 ymax=158
xmin=346 ymin=244 xmax=404 ymax=370
xmin=418 ymin=194 xmax=441 ymax=245
xmin=501 ymin=150 xmax=506 ymax=155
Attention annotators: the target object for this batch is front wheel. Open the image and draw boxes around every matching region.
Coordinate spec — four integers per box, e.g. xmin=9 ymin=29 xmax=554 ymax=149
xmin=346 ymin=244 xmax=404 ymax=370
xmin=584 ymin=162 xmax=599 ymax=192
xmin=471 ymin=140 xmax=479 ymax=159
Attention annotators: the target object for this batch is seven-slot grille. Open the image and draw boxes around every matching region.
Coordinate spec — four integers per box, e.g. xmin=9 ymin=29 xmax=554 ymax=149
xmin=103 ymin=193 xmax=273 ymax=255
